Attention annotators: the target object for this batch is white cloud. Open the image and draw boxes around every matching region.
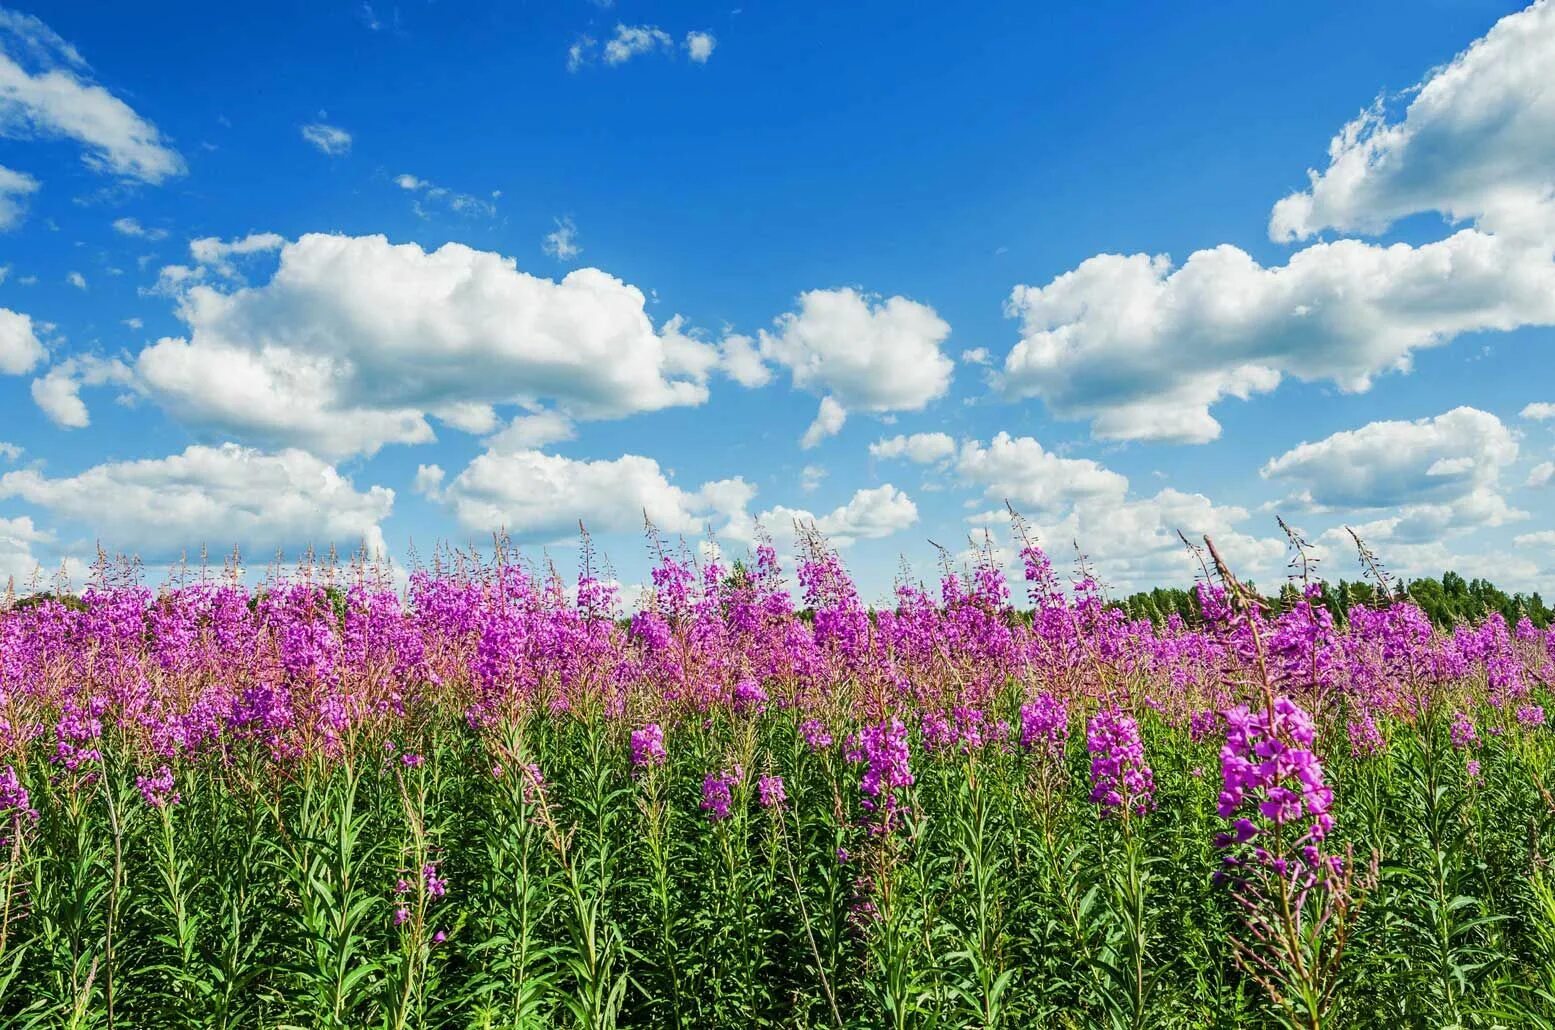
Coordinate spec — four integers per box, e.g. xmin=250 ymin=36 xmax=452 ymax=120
xmin=604 ymin=24 xmax=672 ymax=65
xmin=300 ymin=122 xmax=351 ymax=155
xmin=0 ymin=10 xmax=183 ymax=183
xmin=1002 ymin=233 xmax=1555 ymax=443
xmin=441 ymin=447 xmax=751 ymax=543
xmin=800 ymin=395 xmax=847 ymax=449
xmin=1530 ymin=461 xmax=1554 ymax=488
xmin=0 ymin=441 xmax=20 ymax=461
xmin=122 ymin=317 xmax=142 ymax=331
xmin=184 ymin=231 xmax=284 ymax=281
xmin=567 ymin=37 xmax=594 ymax=73
xmin=0 ymin=163 xmax=37 ymax=230
xmin=1269 ymin=1 xmax=1555 ymax=244
xmin=870 ymin=431 xmax=956 ymax=465
xmin=30 ymin=354 xmax=134 ymax=428
xmin=956 ymin=432 xmax=1129 ymax=512
xmin=753 ymin=287 xmax=954 ymax=445
xmin=412 ymin=463 xmax=444 ymax=497
xmin=800 ymin=464 xmax=826 ymax=493
xmin=0 ymin=307 xmax=45 ymax=374
xmin=543 ymin=216 xmax=582 ymax=260
xmin=0 ymin=513 xmax=48 ymax=587
xmin=1524 ymin=402 xmax=1555 ymax=421
xmin=135 ymin=232 xmax=722 ymax=457
xmin=716 ymin=333 xmax=771 ymax=388
xmin=874 ymin=430 xmax=1128 ymax=514
xmin=394 ymin=172 xmax=495 ymax=219
xmin=483 ymin=410 xmax=576 ymax=450
xmin=0 ymin=443 xmax=394 ymax=558
xmin=1002 ymin=5 xmax=1555 ymax=444
xmin=111 ymin=216 xmax=167 ymax=240
xmin=960 ymin=347 xmax=991 ymax=366
xmin=65 ymin=270 xmax=85 ymax=290
xmin=729 ymin=484 xmax=920 ymax=549
xmin=685 ymin=31 xmax=716 ymax=63
xmin=1516 ymin=530 xmax=1555 ymax=548
xmin=972 ymin=488 xmax=1284 ymax=594
xmin=1261 ymin=407 xmax=1518 ymax=510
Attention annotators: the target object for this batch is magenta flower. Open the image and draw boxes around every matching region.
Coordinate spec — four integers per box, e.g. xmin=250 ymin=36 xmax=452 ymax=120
xmin=1217 ymin=699 xmax=1332 ymax=842
xmin=630 ymin=723 xmax=668 ymax=768
xmin=1019 ymin=693 xmax=1069 ymax=756
xmin=136 ymin=765 xmax=181 ymax=809
xmin=1450 ymin=711 xmax=1479 ymax=749
xmin=701 ymin=769 xmax=740 ymax=822
xmin=757 ymin=774 xmax=786 ymax=809
xmin=1086 ymin=708 xmax=1155 ymax=816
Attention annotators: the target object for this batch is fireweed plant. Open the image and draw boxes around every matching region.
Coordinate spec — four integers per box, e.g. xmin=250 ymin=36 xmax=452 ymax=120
xmin=0 ymin=525 xmax=1552 ymax=1028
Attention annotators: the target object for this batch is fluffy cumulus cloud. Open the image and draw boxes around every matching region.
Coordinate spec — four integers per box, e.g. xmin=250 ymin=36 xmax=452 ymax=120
xmin=735 ymin=485 xmax=919 ymax=549
xmin=973 ymin=489 xmax=1284 ymax=594
xmin=1525 ymin=402 xmax=1555 ymax=421
xmin=134 ymin=233 xmax=723 ymax=457
xmin=31 ymin=354 xmax=134 ymax=428
xmin=875 ymin=430 xmax=1128 ymax=513
xmin=684 ymin=31 xmax=716 ymax=63
xmin=1001 ymin=3 xmax=1555 ymax=443
xmin=1002 ymin=233 xmax=1555 ymax=443
xmin=0 ymin=306 xmax=45 ymax=374
xmin=1269 ymin=1 xmax=1555 ymax=244
xmin=0 ymin=163 xmax=37 ymax=230
xmin=0 ymin=443 xmax=394 ymax=558
xmin=1260 ymin=407 xmax=1518 ymax=510
xmin=870 ymin=431 xmax=956 ymax=465
xmin=1260 ymin=408 xmax=1532 ymax=568
xmin=440 ymin=447 xmax=752 ymax=543
xmin=733 ymin=287 xmax=953 ymax=447
xmin=870 ymin=429 xmax=1281 ymax=589
xmin=0 ymin=513 xmax=48 ymax=587
xmin=0 ymin=8 xmax=183 ymax=182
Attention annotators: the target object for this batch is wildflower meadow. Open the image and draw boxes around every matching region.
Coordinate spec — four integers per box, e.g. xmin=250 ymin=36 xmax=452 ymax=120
xmin=1 ymin=524 xmax=1554 ymax=1029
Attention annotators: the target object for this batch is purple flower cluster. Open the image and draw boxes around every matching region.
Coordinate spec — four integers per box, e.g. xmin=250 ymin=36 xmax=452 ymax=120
xmin=800 ymin=719 xmax=833 ymax=751
xmin=136 ymin=765 xmax=181 ymax=808
xmin=1215 ymin=699 xmax=1336 ymax=881
xmin=757 ymin=774 xmax=786 ymax=809
xmin=1450 ymin=711 xmax=1479 ymax=749
xmin=1346 ymin=712 xmax=1385 ymax=759
xmin=424 ymin=861 xmax=448 ymax=898
xmin=0 ymin=765 xmax=36 ymax=845
xmin=701 ymin=768 xmax=741 ymax=822
xmin=630 ymin=723 xmax=667 ymax=768
xmin=1019 ymin=693 xmax=1069 ymax=757
xmin=732 ymin=678 xmax=769 ymax=716
xmin=1086 ymin=708 xmax=1155 ymax=816
xmin=851 ymin=717 xmax=914 ymax=832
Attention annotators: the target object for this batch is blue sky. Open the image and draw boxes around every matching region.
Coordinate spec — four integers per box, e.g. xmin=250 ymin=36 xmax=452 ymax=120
xmin=1 ymin=0 xmax=1552 ymax=602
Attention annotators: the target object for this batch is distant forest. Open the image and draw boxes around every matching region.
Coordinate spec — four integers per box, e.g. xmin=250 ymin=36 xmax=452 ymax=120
xmin=1115 ymin=571 xmax=1552 ymax=631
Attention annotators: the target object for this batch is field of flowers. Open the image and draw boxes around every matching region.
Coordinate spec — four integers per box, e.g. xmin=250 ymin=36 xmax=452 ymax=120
xmin=0 ymin=528 xmax=1553 ymax=1029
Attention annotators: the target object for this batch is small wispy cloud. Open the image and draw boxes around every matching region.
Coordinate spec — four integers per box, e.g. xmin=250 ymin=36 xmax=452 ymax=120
xmin=569 ymin=23 xmax=714 ymax=70
xmin=394 ymin=172 xmax=496 ymax=218
xmin=111 ymin=216 xmax=168 ymax=241
xmin=542 ymin=217 xmax=582 ymax=261
xmin=301 ymin=122 xmax=352 ymax=155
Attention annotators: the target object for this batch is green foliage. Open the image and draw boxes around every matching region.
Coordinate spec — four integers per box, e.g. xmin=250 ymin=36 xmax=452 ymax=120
xmin=5 ymin=703 xmax=1555 ymax=1027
